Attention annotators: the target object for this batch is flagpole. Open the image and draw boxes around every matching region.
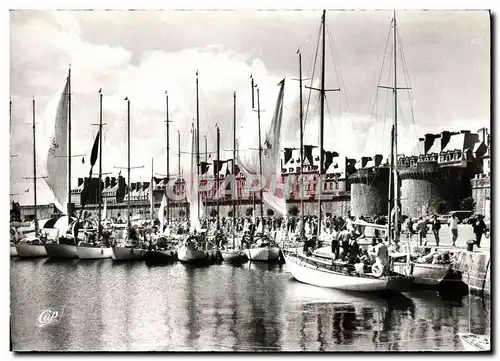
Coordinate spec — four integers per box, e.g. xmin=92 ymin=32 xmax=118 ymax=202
xmin=32 ymin=97 xmax=38 ymax=234
xmin=67 ymin=66 xmax=72 ymax=226
xmin=98 ymin=89 xmax=103 ymax=242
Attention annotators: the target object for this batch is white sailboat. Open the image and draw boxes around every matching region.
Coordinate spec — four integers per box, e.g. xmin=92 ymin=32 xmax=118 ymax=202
xmin=77 ymin=89 xmax=113 ymax=260
xmin=43 ymin=70 xmax=79 ymax=259
xmin=283 ymin=10 xmax=413 ymax=292
xmin=16 ymin=97 xmax=48 ymax=259
xmin=238 ymin=75 xmax=286 ymax=263
xmin=111 ymin=98 xmax=146 ymax=261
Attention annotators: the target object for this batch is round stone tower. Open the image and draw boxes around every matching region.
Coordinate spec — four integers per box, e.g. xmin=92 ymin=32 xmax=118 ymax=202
xmin=349 ymin=163 xmax=390 ymax=218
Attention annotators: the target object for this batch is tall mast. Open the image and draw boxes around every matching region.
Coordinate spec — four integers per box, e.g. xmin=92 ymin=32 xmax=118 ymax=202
xmin=317 ymin=10 xmax=326 ymax=234
xmin=393 ymin=11 xmax=400 ymax=241
xmin=67 ymin=66 xmax=72 ymax=226
xmin=150 ymin=158 xmax=154 ymax=220
xmin=177 ymin=130 xmax=181 ymax=220
xmin=97 ymin=89 xmax=103 ymax=240
xmin=298 ymin=50 xmax=305 ymax=237
xmin=126 ymin=98 xmax=131 ymax=233
xmin=387 ymin=125 xmax=394 ymax=238
xmin=204 ymin=135 xmax=208 ymax=217
xmin=256 ymin=88 xmax=264 ymax=221
xmin=32 ymin=97 xmax=38 ymax=234
xmin=216 ymin=125 xmax=220 ymax=229
xmin=232 ymin=92 xmax=237 ymax=248
xmin=165 ymin=91 xmax=171 ymax=223
xmin=195 ymin=71 xmax=201 ymax=220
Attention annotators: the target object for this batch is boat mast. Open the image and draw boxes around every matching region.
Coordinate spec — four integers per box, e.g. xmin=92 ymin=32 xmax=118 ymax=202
xmin=387 ymin=125 xmax=394 ymax=238
xmin=204 ymin=135 xmax=208 ymax=218
xmin=216 ymin=125 xmax=220 ymax=230
xmin=256 ymin=88 xmax=264 ymax=222
xmin=150 ymin=158 xmax=154 ymax=220
xmin=67 ymin=66 xmax=72 ymax=226
xmin=126 ymin=98 xmax=131 ymax=233
xmin=232 ymin=92 xmax=237 ymax=248
xmin=97 ymin=89 xmax=103 ymax=241
xmin=393 ymin=11 xmax=400 ymax=242
xmin=298 ymin=50 xmax=305 ymax=238
xmin=165 ymin=91 xmax=171 ymax=224
xmin=178 ymin=130 xmax=182 ymax=220
xmin=317 ymin=10 xmax=326 ymax=236
xmin=195 ymin=71 xmax=201 ymax=221
xmin=32 ymin=97 xmax=38 ymax=234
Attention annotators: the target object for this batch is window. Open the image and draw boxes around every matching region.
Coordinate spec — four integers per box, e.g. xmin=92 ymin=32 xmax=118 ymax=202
xmin=313 ymin=166 xmax=318 ymax=171
xmin=335 ymin=182 xmax=339 ymax=190
xmin=290 ymin=159 xmax=294 ymax=164
xmin=289 ymin=168 xmax=293 ymax=173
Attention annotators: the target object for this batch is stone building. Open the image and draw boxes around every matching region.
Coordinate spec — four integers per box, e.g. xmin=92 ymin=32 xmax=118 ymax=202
xmin=471 ymin=127 xmax=491 ymax=223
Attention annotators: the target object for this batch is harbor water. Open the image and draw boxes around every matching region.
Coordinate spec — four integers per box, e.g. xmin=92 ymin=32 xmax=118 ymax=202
xmin=10 ymin=258 xmax=489 ymax=352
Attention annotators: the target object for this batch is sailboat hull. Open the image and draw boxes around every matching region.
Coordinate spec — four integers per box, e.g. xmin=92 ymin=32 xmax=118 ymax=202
xmin=15 ymin=244 xmax=48 ymax=258
xmin=177 ymin=245 xmax=213 ymax=264
xmin=111 ymin=246 xmax=146 ymax=261
xmin=77 ymin=246 xmax=113 ymax=259
xmin=221 ymin=249 xmax=247 ymax=263
xmin=283 ymin=251 xmax=410 ymax=292
xmin=393 ymin=262 xmax=450 ymax=286
xmin=10 ymin=245 xmax=18 ymax=257
xmin=145 ymin=250 xmax=178 ymax=264
xmin=44 ymin=243 xmax=78 ymax=259
xmin=457 ymin=333 xmax=490 ymax=352
xmin=244 ymin=247 xmax=280 ymax=262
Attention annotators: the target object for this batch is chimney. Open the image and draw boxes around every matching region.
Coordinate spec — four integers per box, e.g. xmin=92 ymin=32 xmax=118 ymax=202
xmin=440 ymin=131 xmax=452 ymax=152
xmin=105 ymin=176 xmax=110 ymax=189
xmin=143 ymin=182 xmax=150 ymax=191
xmin=361 ymin=156 xmax=372 ymax=168
xmin=78 ymin=178 xmax=84 ymax=187
xmin=131 ymin=182 xmax=136 ymax=192
xmin=418 ymin=137 xmax=425 ymax=155
xmin=424 ymin=133 xmax=439 ymax=154
xmin=111 ymin=177 xmax=117 ymax=187
xmin=460 ymin=130 xmax=470 ymax=134
xmin=136 ymin=182 xmax=142 ymax=192
xmin=373 ymin=154 xmax=383 ymax=167
xmin=304 ymin=145 xmax=314 ymax=165
xmin=477 ymin=127 xmax=487 ymax=144
xmin=284 ymin=148 xmax=293 ymax=164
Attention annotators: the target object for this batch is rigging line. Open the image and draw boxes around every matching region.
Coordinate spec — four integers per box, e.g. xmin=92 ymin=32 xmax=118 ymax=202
xmin=303 ymin=20 xmax=322 ymax=128
xmin=360 ymin=20 xmax=394 ymax=157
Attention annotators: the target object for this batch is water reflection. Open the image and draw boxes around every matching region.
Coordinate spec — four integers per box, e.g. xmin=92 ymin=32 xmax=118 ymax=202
xmin=10 ymin=260 xmax=489 ymax=352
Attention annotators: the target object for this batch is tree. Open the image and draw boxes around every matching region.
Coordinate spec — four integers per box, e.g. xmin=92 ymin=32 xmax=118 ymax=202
xmin=245 ymin=207 xmax=254 ymax=217
xmin=429 ymin=200 xmax=450 ymax=215
xmin=210 ymin=209 xmax=217 ymax=218
xmin=288 ymin=205 xmax=299 ymax=216
xmin=460 ymin=196 xmax=476 ymax=211
xmin=266 ymin=209 xmax=275 ymax=217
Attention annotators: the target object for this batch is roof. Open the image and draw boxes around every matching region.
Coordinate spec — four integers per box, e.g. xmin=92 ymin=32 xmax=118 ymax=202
xmin=427 ymin=138 xmax=441 ymax=154
xmin=442 ymin=133 xmax=465 ymax=152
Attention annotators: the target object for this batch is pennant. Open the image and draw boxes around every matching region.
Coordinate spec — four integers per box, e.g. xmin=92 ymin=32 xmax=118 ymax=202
xmin=90 ymin=130 xmax=100 ymax=167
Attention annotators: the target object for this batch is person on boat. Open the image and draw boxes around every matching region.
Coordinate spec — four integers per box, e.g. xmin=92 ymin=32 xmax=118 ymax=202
xmin=330 ymin=225 xmax=340 ymax=260
xmin=471 ymin=214 xmax=487 ymax=248
xmin=430 ymin=215 xmax=441 ymax=246
xmin=338 ymin=229 xmax=351 ymax=261
xmin=448 ymin=213 xmax=459 ymax=247
xmin=348 ymin=235 xmax=360 ymax=265
xmin=374 ymin=238 xmax=389 ymax=271
xmin=416 ymin=217 xmax=428 ymax=247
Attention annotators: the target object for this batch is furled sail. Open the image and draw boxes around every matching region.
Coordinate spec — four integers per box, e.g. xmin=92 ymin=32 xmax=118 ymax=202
xmin=158 ymin=193 xmax=166 ymax=232
xmin=45 ymin=78 xmax=70 ymax=213
xmin=237 ymin=79 xmax=287 ymax=216
xmin=183 ymin=124 xmax=204 ymax=232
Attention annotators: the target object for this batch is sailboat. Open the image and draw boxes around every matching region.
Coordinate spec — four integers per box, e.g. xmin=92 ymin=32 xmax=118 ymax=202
xmin=77 ymin=89 xmax=113 ymax=260
xmin=221 ymin=92 xmax=247 ymax=263
xmin=111 ymin=98 xmax=146 ymax=261
xmin=177 ymin=71 xmax=217 ymax=264
xmin=283 ymin=10 xmax=413 ymax=292
xmin=238 ymin=76 xmax=286 ymax=263
xmin=16 ymin=97 xmax=48 ymax=258
xmin=456 ymin=256 xmax=490 ymax=351
xmin=43 ymin=69 xmax=79 ymax=259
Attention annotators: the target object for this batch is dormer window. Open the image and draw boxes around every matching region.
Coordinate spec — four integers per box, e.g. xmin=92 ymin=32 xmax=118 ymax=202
xmin=290 ymin=159 xmax=294 ymax=164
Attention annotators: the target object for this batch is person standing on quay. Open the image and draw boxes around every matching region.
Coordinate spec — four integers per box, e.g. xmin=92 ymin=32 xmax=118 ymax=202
xmin=431 ymin=215 xmax=441 ymax=246
xmin=417 ymin=217 xmax=428 ymax=246
xmin=448 ymin=213 xmax=459 ymax=247
xmin=472 ymin=214 xmax=487 ymax=248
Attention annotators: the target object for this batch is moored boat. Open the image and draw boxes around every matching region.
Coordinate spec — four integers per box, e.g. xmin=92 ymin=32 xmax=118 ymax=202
xmin=457 ymin=333 xmax=490 ymax=352
xmin=221 ymin=248 xmax=247 ymax=263
xmin=15 ymin=237 xmax=48 ymax=258
xmin=244 ymin=245 xmax=280 ymax=262
xmin=10 ymin=243 xmax=18 ymax=257
xmin=283 ymin=250 xmax=413 ymax=292
xmin=44 ymin=242 xmax=78 ymax=259
xmin=77 ymin=242 xmax=113 ymax=259
xmin=177 ymin=237 xmax=212 ymax=264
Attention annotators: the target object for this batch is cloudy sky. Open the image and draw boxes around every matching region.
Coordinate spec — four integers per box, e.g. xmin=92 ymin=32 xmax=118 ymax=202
xmin=10 ymin=9 xmax=490 ymax=205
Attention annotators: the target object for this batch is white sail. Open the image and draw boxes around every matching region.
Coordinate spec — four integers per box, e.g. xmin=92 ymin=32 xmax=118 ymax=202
xmin=102 ymin=197 xmax=107 ymax=221
xmin=183 ymin=125 xmax=203 ymax=233
xmin=158 ymin=193 xmax=166 ymax=232
xmin=45 ymin=78 xmax=70 ymax=213
xmin=237 ymin=79 xmax=287 ymax=216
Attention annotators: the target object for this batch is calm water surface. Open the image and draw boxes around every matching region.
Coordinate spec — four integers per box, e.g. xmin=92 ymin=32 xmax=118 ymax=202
xmin=10 ymin=258 xmax=490 ymax=351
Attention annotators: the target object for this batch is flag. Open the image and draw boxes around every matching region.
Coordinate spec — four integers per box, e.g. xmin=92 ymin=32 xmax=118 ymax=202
xmin=90 ymin=130 xmax=100 ymax=167
xmin=82 ymin=157 xmax=85 ymax=164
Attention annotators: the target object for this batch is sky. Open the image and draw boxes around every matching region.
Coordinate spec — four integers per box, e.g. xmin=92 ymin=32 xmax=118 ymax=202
xmin=9 ymin=9 xmax=490 ymax=206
